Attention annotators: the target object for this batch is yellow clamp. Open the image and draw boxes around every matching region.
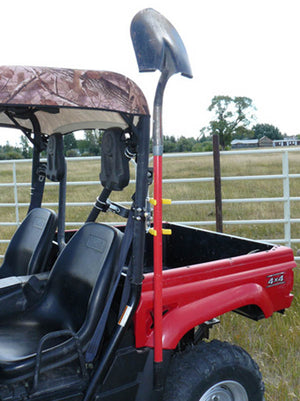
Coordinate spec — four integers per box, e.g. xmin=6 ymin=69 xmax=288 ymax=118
xmin=149 ymin=198 xmax=157 ymax=206
xmin=148 ymin=228 xmax=172 ymax=236
xmin=148 ymin=228 xmax=157 ymax=236
xmin=162 ymin=198 xmax=172 ymax=205
xmin=149 ymin=198 xmax=172 ymax=206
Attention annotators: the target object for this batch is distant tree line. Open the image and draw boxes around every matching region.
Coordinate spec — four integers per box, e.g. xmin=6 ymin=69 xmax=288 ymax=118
xmin=0 ymin=131 xmax=213 ymax=160
xmin=0 ymin=130 xmax=103 ymax=160
xmin=64 ymin=132 xmax=212 ymax=155
xmin=151 ymin=136 xmax=213 ymax=153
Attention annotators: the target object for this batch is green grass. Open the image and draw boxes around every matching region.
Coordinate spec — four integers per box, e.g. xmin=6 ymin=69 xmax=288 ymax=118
xmin=0 ymin=152 xmax=299 ymax=400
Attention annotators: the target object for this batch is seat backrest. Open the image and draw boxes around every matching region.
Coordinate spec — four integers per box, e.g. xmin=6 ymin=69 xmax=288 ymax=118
xmin=44 ymin=222 xmax=123 ymax=335
xmin=0 ymin=208 xmax=57 ymax=278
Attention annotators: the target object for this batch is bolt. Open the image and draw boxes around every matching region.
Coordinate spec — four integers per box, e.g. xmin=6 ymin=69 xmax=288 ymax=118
xmin=211 ymin=396 xmax=219 ymax=401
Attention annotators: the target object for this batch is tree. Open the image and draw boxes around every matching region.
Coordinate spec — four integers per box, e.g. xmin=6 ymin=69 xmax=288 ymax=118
xmin=163 ymin=136 xmax=177 ymax=153
xmin=232 ymin=126 xmax=255 ymax=140
xmin=77 ymin=139 xmax=90 ymax=155
xmin=176 ymin=136 xmax=196 ymax=152
xmin=0 ymin=142 xmax=23 ymax=160
xmin=253 ymin=123 xmax=283 ymax=140
xmin=205 ymin=95 xmax=256 ymax=149
xmin=63 ymin=133 xmax=77 ymax=155
xmin=198 ymin=127 xmax=212 ymax=142
xmin=19 ymin=135 xmax=33 ymax=158
xmin=84 ymin=129 xmax=103 ymax=155
xmin=192 ymin=141 xmax=213 ymax=152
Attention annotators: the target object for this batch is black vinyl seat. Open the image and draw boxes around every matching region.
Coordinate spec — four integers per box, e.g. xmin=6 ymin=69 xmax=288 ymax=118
xmin=0 ymin=222 xmax=123 ymax=382
xmin=0 ymin=208 xmax=57 ymax=278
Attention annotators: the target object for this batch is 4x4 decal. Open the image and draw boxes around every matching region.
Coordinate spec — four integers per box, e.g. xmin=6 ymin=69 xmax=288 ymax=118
xmin=266 ymin=272 xmax=286 ymax=287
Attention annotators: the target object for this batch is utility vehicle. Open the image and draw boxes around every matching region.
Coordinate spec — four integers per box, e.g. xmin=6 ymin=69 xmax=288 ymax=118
xmin=0 ymin=8 xmax=295 ymax=401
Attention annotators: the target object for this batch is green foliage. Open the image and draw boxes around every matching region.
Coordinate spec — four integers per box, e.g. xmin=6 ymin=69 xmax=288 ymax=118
xmin=253 ymin=123 xmax=283 ymax=140
xmin=0 ymin=150 xmax=23 ymax=160
xmin=163 ymin=136 xmax=177 ymax=153
xmin=151 ymin=135 xmax=207 ymax=153
xmin=65 ymin=149 xmax=79 ymax=157
xmin=83 ymin=129 xmax=103 ymax=156
xmin=232 ymin=126 xmax=255 ymax=140
xmin=0 ymin=143 xmax=24 ymax=160
xmin=63 ymin=133 xmax=77 ymax=155
xmin=176 ymin=136 xmax=197 ymax=152
xmin=77 ymin=139 xmax=90 ymax=155
xmin=205 ymin=95 xmax=256 ymax=149
xmin=19 ymin=136 xmax=33 ymax=158
xmin=192 ymin=141 xmax=213 ymax=152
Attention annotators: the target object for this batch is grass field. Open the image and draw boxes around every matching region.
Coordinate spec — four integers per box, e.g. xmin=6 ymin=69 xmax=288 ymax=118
xmin=0 ymin=151 xmax=299 ymax=400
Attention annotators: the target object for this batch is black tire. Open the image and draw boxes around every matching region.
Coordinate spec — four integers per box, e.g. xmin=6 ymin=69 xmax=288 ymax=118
xmin=163 ymin=340 xmax=264 ymax=401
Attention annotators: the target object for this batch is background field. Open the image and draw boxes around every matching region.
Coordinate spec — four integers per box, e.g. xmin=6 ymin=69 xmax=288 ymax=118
xmin=0 ymin=151 xmax=299 ymax=400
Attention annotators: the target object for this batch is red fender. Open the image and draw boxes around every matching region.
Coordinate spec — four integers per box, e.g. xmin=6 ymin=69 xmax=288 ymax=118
xmin=134 ymin=246 xmax=295 ymax=349
xmin=135 ymin=282 xmax=293 ymax=349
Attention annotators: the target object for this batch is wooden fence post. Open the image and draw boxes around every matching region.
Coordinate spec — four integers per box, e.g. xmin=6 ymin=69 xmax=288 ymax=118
xmin=213 ymin=134 xmax=223 ymax=232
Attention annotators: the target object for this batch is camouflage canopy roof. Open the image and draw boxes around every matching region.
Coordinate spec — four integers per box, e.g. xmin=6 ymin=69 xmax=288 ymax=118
xmin=0 ymin=66 xmax=149 ymax=135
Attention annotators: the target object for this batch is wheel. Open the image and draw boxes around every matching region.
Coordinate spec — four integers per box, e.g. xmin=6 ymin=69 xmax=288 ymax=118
xmin=163 ymin=340 xmax=264 ymax=401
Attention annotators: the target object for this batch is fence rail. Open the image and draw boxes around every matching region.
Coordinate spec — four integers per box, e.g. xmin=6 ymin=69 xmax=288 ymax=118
xmin=161 ymin=148 xmax=300 ymax=248
xmin=0 ymin=147 xmax=300 ymax=259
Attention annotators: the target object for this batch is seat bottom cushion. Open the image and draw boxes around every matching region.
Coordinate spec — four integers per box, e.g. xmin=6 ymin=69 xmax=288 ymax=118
xmin=0 ymin=315 xmax=64 ymax=362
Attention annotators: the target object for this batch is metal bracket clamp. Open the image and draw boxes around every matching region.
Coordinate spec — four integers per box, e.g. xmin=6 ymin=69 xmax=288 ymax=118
xmin=133 ymin=207 xmax=147 ymax=222
xmin=94 ymin=196 xmax=110 ymax=212
xmin=107 ymin=200 xmax=130 ymax=218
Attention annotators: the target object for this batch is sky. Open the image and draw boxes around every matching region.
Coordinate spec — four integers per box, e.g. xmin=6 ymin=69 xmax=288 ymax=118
xmin=0 ymin=0 xmax=299 ymax=145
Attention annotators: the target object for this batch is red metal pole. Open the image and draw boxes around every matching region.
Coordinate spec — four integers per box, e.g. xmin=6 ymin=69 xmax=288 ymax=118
xmin=153 ymin=154 xmax=163 ymax=363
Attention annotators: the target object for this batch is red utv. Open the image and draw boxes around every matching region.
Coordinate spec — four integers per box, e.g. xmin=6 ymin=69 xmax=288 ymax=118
xmin=0 ymin=8 xmax=295 ymax=401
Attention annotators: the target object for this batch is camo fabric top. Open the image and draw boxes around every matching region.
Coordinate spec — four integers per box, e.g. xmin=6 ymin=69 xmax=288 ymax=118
xmin=0 ymin=66 xmax=149 ymax=115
